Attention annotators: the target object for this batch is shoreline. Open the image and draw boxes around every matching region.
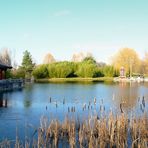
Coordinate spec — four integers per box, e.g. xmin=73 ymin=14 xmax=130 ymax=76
xmin=34 ymin=77 xmax=148 ymax=83
xmin=35 ymin=77 xmax=114 ymax=83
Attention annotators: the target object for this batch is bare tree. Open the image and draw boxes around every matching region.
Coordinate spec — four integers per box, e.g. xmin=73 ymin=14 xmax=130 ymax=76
xmin=72 ymin=52 xmax=93 ymax=62
xmin=0 ymin=48 xmax=12 ymax=66
xmin=43 ymin=53 xmax=56 ymax=64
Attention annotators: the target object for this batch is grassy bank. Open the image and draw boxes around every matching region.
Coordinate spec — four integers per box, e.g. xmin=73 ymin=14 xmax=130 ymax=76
xmin=35 ymin=77 xmax=114 ymax=83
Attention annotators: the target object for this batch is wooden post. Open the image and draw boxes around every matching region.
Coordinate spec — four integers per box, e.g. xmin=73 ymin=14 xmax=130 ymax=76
xmin=1 ymin=69 xmax=7 ymax=79
xmin=0 ymin=69 xmax=2 ymax=80
xmin=3 ymin=69 xmax=6 ymax=79
xmin=0 ymin=99 xmax=3 ymax=107
xmin=2 ymin=70 xmax=4 ymax=79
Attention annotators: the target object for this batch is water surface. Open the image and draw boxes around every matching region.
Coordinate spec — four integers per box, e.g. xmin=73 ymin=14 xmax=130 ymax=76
xmin=0 ymin=82 xmax=147 ymax=140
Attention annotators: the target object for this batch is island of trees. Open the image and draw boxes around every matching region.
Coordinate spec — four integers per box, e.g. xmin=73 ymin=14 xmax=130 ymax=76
xmin=0 ymin=47 xmax=148 ymax=80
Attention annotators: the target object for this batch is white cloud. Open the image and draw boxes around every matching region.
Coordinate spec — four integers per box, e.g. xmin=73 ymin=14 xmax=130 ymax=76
xmin=54 ymin=10 xmax=70 ymax=17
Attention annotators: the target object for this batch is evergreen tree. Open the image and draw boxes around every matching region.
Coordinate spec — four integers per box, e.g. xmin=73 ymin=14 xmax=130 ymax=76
xmin=21 ymin=50 xmax=35 ymax=78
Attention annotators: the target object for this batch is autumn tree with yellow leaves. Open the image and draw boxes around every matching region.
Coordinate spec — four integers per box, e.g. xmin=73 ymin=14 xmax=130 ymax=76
xmin=112 ymin=48 xmax=140 ymax=76
xmin=140 ymin=52 xmax=148 ymax=75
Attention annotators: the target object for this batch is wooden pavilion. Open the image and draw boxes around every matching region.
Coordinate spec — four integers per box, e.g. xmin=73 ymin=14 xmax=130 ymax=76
xmin=0 ymin=63 xmax=12 ymax=80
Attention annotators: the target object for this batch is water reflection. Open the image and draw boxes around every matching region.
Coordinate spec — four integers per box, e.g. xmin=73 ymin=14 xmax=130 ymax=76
xmin=0 ymin=93 xmax=8 ymax=108
xmin=115 ymin=82 xmax=139 ymax=109
xmin=0 ymin=99 xmax=7 ymax=108
xmin=23 ymin=85 xmax=34 ymax=108
xmin=24 ymin=98 xmax=32 ymax=108
xmin=112 ymin=82 xmax=148 ymax=115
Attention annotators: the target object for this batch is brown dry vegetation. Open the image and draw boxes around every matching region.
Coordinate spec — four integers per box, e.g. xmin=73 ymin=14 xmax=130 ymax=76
xmin=0 ymin=111 xmax=147 ymax=148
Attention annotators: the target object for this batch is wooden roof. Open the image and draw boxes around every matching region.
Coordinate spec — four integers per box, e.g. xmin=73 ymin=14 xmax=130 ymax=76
xmin=0 ymin=63 xmax=12 ymax=70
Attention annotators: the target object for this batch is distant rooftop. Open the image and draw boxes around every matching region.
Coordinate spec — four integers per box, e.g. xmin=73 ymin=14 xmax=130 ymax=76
xmin=0 ymin=62 xmax=12 ymax=70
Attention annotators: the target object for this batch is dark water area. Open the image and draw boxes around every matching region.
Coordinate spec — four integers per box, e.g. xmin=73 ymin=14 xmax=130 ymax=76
xmin=0 ymin=82 xmax=147 ymax=142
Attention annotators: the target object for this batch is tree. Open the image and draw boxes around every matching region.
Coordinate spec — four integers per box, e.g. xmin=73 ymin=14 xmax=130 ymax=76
xmin=141 ymin=52 xmax=148 ymax=75
xmin=83 ymin=56 xmax=96 ymax=64
xmin=21 ymin=50 xmax=35 ymax=78
xmin=0 ymin=48 xmax=11 ymax=66
xmin=75 ymin=54 xmax=98 ymax=78
xmin=113 ymin=48 xmax=140 ymax=76
xmin=48 ymin=62 xmax=75 ymax=78
xmin=11 ymin=67 xmax=26 ymax=79
xmin=72 ymin=52 xmax=85 ymax=62
xmin=75 ymin=61 xmax=99 ymax=78
xmin=33 ymin=64 xmax=48 ymax=79
xmin=72 ymin=52 xmax=94 ymax=62
xmin=43 ymin=53 xmax=56 ymax=64
xmin=102 ymin=65 xmax=117 ymax=77
xmin=97 ymin=62 xmax=106 ymax=67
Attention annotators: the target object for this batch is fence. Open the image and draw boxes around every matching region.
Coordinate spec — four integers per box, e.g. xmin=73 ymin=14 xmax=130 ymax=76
xmin=0 ymin=79 xmax=25 ymax=91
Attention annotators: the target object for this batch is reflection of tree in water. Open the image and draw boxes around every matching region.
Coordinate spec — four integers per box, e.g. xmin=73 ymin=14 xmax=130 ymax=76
xmin=114 ymin=82 xmax=139 ymax=111
xmin=25 ymin=84 xmax=33 ymax=92
xmin=24 ymin=98 xmax=31 ymax=108
xmin=23 ymin=85 xmax=33 ymax=108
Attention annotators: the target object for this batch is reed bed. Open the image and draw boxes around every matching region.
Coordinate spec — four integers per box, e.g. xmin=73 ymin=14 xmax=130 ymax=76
xmin=0 ymin=96 xmax=148 ymax=148
xmin=0 ymin=112 xmax=147 ymax=148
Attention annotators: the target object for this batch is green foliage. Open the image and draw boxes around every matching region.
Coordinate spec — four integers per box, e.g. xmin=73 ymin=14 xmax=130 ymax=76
xmin=83 ymin=56 xmax=97 ymax=64
xmin=13 ymin=68 xmax=26 ymax=78
xmin=21 ymin=50 xmax=35 ymax=73
xmin=32 ymin=61 xmax=117 ymax=79
xmin=33 ymin=65 xmax=48 ymax=79
xmin=48 ymin=62 xmax=75 ymax=78
xmin=75 ymin=62 xmax=99 ymax=78
xmin=97 ymin=68 xmax=105 ymax=77
xmin=5 ymin=70 xmax=13 ymax=79
xmin=102 ymin=66 xmax=117 ymax=77
xmin=114 ymin=69 xmax=120 ymax=77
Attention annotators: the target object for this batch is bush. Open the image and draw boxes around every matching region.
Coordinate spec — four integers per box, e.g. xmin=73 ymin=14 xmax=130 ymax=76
xmin=82 ymin=56 xmax=97 ymax=64
xmin=102 ymin=66 xmax=116 ymax=77
xmin=33 ymin=65 xmax=48 ymax=79
xmin=96 ymin=68 xmax=104 ymax=77
xmin=5 ymin=69 xmax=13 ymax=79
xmin=11 ymin=68 xmax=26 ymax=79
xmin=48 ymin=62 xmax=75 ymax=78
xmin=75 ymin=62 xmax=100 ymax=78
xmin=31 ymin=61 xmax=117 ymax=79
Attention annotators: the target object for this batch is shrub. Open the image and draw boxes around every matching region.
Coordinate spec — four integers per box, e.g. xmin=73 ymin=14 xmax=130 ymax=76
xmin=48 ymin=62 xmax=75 ymax=78
xmin=31 ymin=61 xmax=116 ymax=79
xmin=10 ymin=68 xmax=26 ymax=79
xmin=75 ymin=62 xmax=99 ymax=78
xmin=33 ymin=65 xmax=48 ymax=79
xmin=5 ymin=69 xmax=13 ymax=79
xmin=82 ymin=56 xmax=97 ymax=64
xmin=102 ymin=66 xmax=116 ymax=77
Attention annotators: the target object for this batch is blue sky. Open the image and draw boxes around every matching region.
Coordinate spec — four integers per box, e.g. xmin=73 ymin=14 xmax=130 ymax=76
xmin=0 ymin=0 xmax=148 ymax=65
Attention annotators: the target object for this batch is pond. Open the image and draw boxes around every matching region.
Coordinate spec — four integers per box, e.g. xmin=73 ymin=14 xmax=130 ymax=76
xmin=0 ymin=82 xmax=148 ymax=142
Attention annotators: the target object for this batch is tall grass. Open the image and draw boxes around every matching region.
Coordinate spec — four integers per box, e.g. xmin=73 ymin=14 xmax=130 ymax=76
xmin=0 ymin=110 xmax=147 ymax=148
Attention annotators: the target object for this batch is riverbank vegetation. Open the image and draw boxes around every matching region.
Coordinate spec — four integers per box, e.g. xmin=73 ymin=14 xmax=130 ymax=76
xmin=0 ymin=111 xmax=147 ymax=147
xmin=32 ymin=61 xmax=118 ymax=79
xmin=32 ymin=52 xmax=119 ymax=79
xmin=0 ymin=47 xmax=148 ymax=80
